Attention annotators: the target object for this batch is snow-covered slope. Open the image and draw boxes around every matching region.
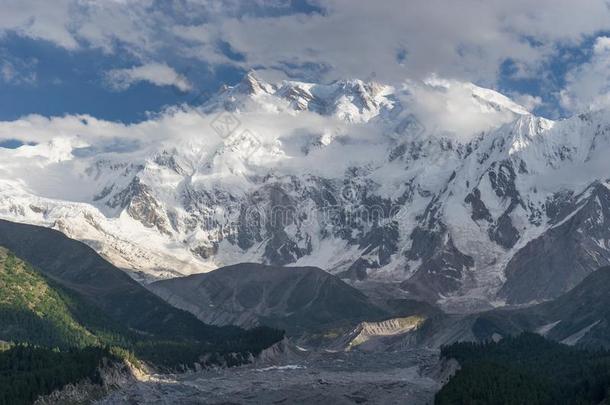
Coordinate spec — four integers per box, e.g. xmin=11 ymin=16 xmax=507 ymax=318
xmin=2 ymin=73 xmax=610 ymax=310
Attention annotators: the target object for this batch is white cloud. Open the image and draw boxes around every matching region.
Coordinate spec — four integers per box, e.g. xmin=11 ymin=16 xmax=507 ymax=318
xmin=560 ymin=36 xmax=610 ymax=113
xmin=511 ymin=93 xmax=543 ymax=112
xmin=2 ymin=1 xmax=610 ymax=111
xmin=0 ymin=0 xmax=78 ymax=49
xmin=401 ymin=77 xmax=527 ymax=141
xmin=1 ymin=2 xmax=609 ymax=81
xmin=194 ymin=0 xmax=610 ymax=87
xmin=0 ymin=74 xmax=525 ymax=159
xmin=0 ymin=54 xmax=37 ymax=85
xmin=105 ymin=63 xmax=193 ymax=92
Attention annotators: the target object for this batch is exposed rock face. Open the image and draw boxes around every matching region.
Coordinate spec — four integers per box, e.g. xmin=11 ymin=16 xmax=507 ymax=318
xmin=403 ymin=235 xmax=475 ymax=301
xmin=34 ymin=359 xmax=142 ymax=405
xmin=344 ymin=316 xmax=425 ymax=350
xmin=486 ymin=160 xmax=522 ymax=249
xmin=499 ymin=182 xmax=610 ymax=304
xmin=108 ymin=177 xmax=173 ymax=235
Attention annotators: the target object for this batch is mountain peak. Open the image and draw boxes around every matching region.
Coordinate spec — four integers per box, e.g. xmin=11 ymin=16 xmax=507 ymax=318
xmin=236 ymin=71 xmax=274 ymax=95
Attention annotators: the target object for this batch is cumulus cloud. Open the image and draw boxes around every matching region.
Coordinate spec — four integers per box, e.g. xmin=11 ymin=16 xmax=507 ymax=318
xmin=560 ymin=36 xmax=610 ymax=113
xmin=400 ymin=77 xmax=527 ymax=140
xmin=2 ymin=1 xmax=610 ymax=113
xmin=0 ymin=1 xmax=609 ymax=84
xmin=0 ymin=73 xmax=525 ymax=157
xmin=0 ymin=0 xmax=78 ymax=49
xmin=511 ymin=93 xmax=544 ymax=112
xmin=176 ymin=0 xmax=610 ymax=87
xmin=104 ymin=63 xmax=193 ymax=92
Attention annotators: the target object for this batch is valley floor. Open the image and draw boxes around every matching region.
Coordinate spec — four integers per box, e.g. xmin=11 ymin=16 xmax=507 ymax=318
xmin=97 ymin=348 xmax=441 ymax=404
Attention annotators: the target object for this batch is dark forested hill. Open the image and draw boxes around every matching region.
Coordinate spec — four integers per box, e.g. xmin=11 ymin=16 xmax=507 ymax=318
xmin=0 ymin=344 xmax=120 ymax=405
xmin=436 ymin=333 xmax=610 ymax=405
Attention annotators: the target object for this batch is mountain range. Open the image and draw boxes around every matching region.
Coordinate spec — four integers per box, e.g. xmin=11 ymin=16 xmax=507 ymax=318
xmin=2 ymin=72 xmax=610 ymax=312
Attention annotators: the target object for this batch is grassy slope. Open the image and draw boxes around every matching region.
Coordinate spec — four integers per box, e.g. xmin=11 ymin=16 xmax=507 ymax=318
xmin=0 ymin=247 xmax=115 ymax=348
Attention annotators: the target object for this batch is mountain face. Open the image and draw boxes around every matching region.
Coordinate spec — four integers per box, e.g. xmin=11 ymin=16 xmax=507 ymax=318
xmin=0 ymin=219 xmax=284 ymax=362
xmin=409 ymin=266 xmax=610 ymax=350
xmin=3 ymin=73 xmax=610 ymax=309
xmin=498 ymin=182 xmax=610 ymax=304
xmin=478 ymin=266 xmax=610 ymax=349
xmin=0 ymin=219 xmax=215 ymax=340
xmin=150 ymin=263 xmax=387 ymax=335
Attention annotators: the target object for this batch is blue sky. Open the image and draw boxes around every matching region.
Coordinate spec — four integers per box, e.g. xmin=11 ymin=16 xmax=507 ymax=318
xmin=2 ymin=0 xmax=610 ymax=123
xmin=0 ymin=33 xmax=244 ymax=122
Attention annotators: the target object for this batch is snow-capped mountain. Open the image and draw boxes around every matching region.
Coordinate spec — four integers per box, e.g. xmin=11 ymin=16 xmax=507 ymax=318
xmin=2 ymin=72 xmax=610 ymax=310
